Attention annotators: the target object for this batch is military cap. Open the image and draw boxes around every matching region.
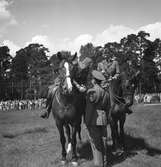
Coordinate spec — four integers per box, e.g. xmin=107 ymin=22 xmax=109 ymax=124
xmin=92 ymin=70 xmax=105 ymax=81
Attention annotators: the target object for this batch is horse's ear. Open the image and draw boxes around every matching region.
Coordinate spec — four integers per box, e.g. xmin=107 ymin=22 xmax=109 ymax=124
xmin=70 ymin=52 xmax=78 ymax=62
xmin=74 ymin=52 xmax=77 ymax=57
xmin=73 ymin=52 xmax=77 ymax=60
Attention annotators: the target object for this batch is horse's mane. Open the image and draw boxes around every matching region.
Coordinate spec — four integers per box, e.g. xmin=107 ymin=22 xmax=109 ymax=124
xmin=71 ymin=62 xmax=92 ymax=88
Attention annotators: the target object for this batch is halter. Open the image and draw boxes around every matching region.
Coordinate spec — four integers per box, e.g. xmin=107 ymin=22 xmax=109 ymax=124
xmin=59 ymin=61 xmax=73 ymax=93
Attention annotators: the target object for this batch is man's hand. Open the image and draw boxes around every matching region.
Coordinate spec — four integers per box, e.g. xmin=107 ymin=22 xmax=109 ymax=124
xmin=79 ymin=85 xmax=86 ymax=92
xmin=113 ymin=74 xmax=119 ymax=79
xmin=109 ymin=74 xmax=119 ymax=81
xmin=108 ymin=76 xmax=113 ymax=81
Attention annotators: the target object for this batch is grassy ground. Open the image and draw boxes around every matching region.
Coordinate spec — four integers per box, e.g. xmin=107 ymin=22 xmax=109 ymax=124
xmin=0 ymin=105 xmax=161 ymax=167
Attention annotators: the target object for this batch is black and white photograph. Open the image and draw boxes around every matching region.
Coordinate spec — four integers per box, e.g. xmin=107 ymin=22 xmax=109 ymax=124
xmin=0 ymin=0 xmax=161 ymax=167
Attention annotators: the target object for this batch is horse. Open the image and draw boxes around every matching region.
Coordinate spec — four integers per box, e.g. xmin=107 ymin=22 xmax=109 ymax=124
xmin=50 ymin=55 xmax=91 ymax=165
xmin=109 ymin=71 xmax=140 ymax=152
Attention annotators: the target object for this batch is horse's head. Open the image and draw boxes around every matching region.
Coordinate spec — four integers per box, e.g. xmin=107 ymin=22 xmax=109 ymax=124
xmin=57 ymin=53 xmax=74 ymax=95
xmin=61 ymin=61 xmax=73 ymax=94
xmin=124 ymin=71 xmax=140 ymax=91
xmin=123 ymin=71 xmax=141 ymax=106
xmin=59 ymin=53 xmax=92 ymax=94
xmin=70 ymin=56 xmax=92 ymax=92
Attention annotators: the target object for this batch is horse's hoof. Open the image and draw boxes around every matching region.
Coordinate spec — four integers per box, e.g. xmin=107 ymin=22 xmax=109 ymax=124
xmin=67 ymin=143 xmax=72 ymax=154
xmin=61 ymin=160 xmax=67 ymax=165
xmin=61 ymin=157 xmax=67 ymax=165
xmin=71 ymin=157 xmax=78 ymax=166
xmin=71 ymin=161 xmax=78 ymax=166
xmin=112 ymin=148 xmax=124 ymax=156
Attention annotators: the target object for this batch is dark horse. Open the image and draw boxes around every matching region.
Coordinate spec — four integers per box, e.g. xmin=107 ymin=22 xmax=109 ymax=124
xmin=109 ymin=71 xmax=140 ymax=152
xmin=50 ymin=56 xmax=91 ymax=165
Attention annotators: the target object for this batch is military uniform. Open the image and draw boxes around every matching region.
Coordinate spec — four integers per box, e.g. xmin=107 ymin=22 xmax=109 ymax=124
xmin=97 ymin=59 xmax=122 ymax=104
xmin=97 ymin=59 xmax=120 ymax=78
xmin=97 ymin=58 xmax=133 ymax=116
xmin=85 ymin=70 xmax=110 ymax=167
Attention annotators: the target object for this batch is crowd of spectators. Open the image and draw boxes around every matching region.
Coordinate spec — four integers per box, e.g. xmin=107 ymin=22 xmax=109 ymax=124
xmin=0 ymin=99 xmax=46 ymax=111
xmin=134 ymin=93 xmax=161 ymax=104
xmin=0 ymin=93 xmax=161 ymax=112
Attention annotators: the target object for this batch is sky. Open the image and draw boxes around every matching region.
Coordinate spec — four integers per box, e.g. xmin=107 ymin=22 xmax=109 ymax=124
xmin=1 ymin=0 xmax=161 ymax=56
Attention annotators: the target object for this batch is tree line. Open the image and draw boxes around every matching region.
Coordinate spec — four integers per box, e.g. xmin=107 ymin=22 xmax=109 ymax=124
xmin=0 ymin=31 xmax=161 ymax=100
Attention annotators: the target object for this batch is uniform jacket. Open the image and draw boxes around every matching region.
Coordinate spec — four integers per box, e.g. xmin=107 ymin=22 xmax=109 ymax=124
xmin=85 ymin=84 xmax=110 ymax=126
xmin=97 ymin=60 xmax=120 ymax=78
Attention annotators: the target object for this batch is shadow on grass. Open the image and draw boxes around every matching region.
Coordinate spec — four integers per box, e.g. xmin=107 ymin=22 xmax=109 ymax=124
xmin=2 ymin=127 xmax=49 ymax=139
xmin=77 ymin=134 xmax=161 ymax=166
xmin=125 ymin=134 xmax=161 ymax=156
xmin=108 ymin=134 xmax=161 ymax=166
xmin=77 ymin=140 xmax=93 ymax=160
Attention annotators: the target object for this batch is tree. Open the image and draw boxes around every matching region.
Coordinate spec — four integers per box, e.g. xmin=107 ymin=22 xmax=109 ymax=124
xmin=0 ymin=46 xmax=12 ymax=100
xmin=153 ymin=39 xmax=161 ymax=74
xmin=11 ymin=48 xmax=28 ymax=81
xmin=118 ymin=31 xmax=151 ymax=93
xmin=141 ymin=42 xmax=160 ymax=93
xmin=11 ymin=43 xmax=51 ymax=99
xmin=79 ymin=43 xmax=95 ymax=61
xmin=119 ymin=32 xmax=150 ymax=74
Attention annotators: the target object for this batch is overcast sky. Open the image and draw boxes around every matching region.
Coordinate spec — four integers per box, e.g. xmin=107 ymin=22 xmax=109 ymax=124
xmin=1 ymin=0 xmax=161 ymax=56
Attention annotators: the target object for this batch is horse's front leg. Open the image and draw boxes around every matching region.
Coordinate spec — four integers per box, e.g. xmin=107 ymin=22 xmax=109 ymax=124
xmin=110 ymin=117 xmax=119 ymax=152
xmin=119 ymin=114 xmax=126 ymax=150
xmin=56 ymin=121 xmax=67 ymax=164
xmin=77 ymin=124 xmax=82 ymax=141
xmin=65 ymin=124 xmax=72 ymax=154
xmin=71 ymin=126 xmax=78 ymax=165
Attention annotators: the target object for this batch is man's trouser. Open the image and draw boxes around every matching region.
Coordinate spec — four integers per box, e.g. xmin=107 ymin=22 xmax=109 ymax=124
xmin=86 ymin=126 xmax=107 ymax=167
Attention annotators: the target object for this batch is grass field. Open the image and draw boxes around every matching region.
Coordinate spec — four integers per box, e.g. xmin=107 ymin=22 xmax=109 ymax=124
xmin=0 ymin=104 xmax=161 ymax=167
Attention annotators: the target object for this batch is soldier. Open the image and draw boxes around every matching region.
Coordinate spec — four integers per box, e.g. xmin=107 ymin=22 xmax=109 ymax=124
xmin=85 ymin=70 xmax=110 ymax=167
xmin=97 ymin=50 xmax=133 ymax=116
